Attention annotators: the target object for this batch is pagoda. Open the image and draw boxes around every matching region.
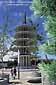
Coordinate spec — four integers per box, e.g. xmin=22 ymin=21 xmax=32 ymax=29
xmin=11 ymin=13 xmax=37 ymax=69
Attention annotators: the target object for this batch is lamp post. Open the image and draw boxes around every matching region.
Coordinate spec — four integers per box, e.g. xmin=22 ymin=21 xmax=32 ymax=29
xmin=18 ymin=49 xmax=20 ymax=79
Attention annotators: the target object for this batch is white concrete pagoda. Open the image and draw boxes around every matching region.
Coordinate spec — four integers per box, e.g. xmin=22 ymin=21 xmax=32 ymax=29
xmin=11 ymin=14 xmax=37 ymax=69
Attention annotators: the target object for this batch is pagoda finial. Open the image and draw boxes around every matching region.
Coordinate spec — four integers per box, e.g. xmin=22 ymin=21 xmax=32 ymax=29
xmin=23 ymin=12 xmax=26 ymax=24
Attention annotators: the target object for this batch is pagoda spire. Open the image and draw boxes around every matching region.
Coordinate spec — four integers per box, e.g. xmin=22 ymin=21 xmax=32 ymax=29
xmin=23 ymin=12 xmax=26 ymax=24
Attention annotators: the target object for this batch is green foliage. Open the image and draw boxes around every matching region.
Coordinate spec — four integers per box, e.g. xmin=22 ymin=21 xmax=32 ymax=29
xmin=31 ymin=0 xmax=56 ymax=16
xmin=30 ymin=0 xmax=42 ymax=15
xmin=44 ymin=16 xmax=56 ymax=54
xmin=45 ymin=16 xmax=56 ymax=37
xmin=0 ymin=31 xmax=8 ymax=57
xmin=39 ymin=16 xmax=56 ymax=55
xmin=39 ymin=42 xmax=49 ymax=54
xmin=39 ymin=40 xmax=56 ymax=54
xmin=31 ymin=0 xmax=56 ymax=55
xmin=38 ymin=61 xmax=56 ymax=82
xmin=38 ymin=62 xmax=48 ymax=76
xmin=37 ymin=34 xmax=44 ymax=41
xmin=31 ymin=47 xmax=38 ymax=53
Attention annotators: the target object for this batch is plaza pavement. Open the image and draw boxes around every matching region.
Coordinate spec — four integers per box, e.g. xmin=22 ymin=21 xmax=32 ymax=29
xmin=9 ymin=69 xmax=42 ymax=85
xmin=0 ymin=69 xmax=42 ymax=85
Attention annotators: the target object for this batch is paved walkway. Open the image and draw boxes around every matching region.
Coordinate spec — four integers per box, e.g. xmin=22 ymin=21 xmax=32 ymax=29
xmin=0 ymin=69 xmax=42 ymax=85
xmin=9 ymin=72 xmax=42 ymax=85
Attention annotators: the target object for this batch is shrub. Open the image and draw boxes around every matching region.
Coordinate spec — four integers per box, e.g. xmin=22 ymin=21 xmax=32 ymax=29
xmin=38 ymin=61 xmax=56 ymax=82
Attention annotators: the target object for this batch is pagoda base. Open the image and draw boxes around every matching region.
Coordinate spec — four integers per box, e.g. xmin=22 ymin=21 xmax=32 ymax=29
xmin=19 ymin=56 xmax=31 ymax=68
xmin=19 ymin=55 xmax=37 ymax=69
xmin=19 ymin=69 xmax=41 ymax=81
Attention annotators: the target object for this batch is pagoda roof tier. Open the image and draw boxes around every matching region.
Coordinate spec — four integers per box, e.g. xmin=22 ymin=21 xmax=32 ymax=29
xmin=12 ymin=39 xmax=36 ymax=46
xmin=14 ymin=38 xmax=34 ymax=41
xmin=12 ymin=45 xmax=36 ymax=48
xmin=10 ymin=45 xmax=37 ymax=52
xmin=15 ymin=31 xmax=36 ymax=34
xmin=15 ymin=31 xmax=37 ymax=38
xmin=15 ymin=32 xmax=36 ymax=38
xmin=15 ymin=25 xmax=35 ymax=32
xmin=15 ymin=35 xmax=36 ymax=39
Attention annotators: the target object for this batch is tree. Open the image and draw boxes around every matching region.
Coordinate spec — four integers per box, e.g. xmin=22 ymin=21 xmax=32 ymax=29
xmin=0 ymin=6 xmax=14 ymax=63
xmin=31 ymin=0 xmax=56 ymax=55
xmin=31 ymin=0 xmax=56 ymax=16
xmin=0 ymin=14 xmax=12 ymax=78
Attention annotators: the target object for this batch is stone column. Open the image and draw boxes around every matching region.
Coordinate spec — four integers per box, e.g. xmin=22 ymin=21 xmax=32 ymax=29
xmin=26 ymin=56 xmax=27 ymax=68
xmin=23 ymin=56 xmax=24 ymax=67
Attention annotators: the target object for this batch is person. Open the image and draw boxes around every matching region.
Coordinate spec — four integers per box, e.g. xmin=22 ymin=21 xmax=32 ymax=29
xmin=11 ymin=68 xmax=13 ymax=77
xmin=14 ymin=67 xmax=17 ymax=79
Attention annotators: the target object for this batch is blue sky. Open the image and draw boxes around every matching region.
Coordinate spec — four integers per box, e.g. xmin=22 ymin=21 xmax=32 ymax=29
xmin=0 ymin=0 xmax=46 ymax=45
xmin=0 ymin=0 xmax=45 ymax=35
xmin=0 ymin=0 xmax=56 ymax=60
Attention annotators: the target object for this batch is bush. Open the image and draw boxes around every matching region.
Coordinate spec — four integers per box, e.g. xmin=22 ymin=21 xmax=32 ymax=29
xmin=38 ymin=61 xmax=56 ymax=82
